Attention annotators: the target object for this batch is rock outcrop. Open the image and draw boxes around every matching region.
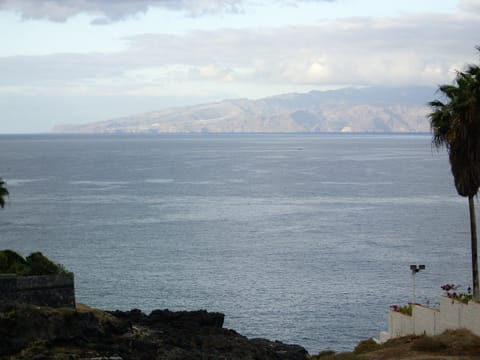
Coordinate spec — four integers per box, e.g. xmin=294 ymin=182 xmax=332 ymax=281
xmin=0 ymin=302 xmax=308 ymax=360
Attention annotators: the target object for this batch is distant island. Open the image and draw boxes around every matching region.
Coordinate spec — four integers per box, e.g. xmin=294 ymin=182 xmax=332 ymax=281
xmin=53 ymin=86 xmax=433 ymax=134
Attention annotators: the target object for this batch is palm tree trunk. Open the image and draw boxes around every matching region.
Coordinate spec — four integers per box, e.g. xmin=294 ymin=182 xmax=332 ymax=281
xmin=468 ymin=195 xmax=479 ymax=301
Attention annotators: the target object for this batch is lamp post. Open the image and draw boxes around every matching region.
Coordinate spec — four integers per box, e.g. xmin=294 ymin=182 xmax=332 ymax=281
xmin=410 ymin=264 xmax=425 ymax=335
xmin=410 ymin=264 xmax=425 ymax=305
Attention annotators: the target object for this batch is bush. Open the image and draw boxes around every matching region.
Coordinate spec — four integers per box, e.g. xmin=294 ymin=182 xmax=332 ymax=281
xmin=390 ymin=304 xmax=412 ymax=316
xmin=0 ymin=250 xmax=70 ymax=276
xmin=411 ymin=336 xmax=447 ymax=352
xmin=24 ymin=252 xmax=64 ymax=275
xmin=0 ymin=250 xmax=27 ymax=274
xmin=353 ymin=338 xmax=381 ymax=354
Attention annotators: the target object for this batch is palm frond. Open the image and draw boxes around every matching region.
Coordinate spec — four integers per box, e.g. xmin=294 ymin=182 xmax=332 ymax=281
xmin=428 ymin=55 xmax=480 ymax=196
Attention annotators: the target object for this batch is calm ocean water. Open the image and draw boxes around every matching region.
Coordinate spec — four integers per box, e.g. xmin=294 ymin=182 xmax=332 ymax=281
xmin=0 ymin=133 xmax=473 ymax=353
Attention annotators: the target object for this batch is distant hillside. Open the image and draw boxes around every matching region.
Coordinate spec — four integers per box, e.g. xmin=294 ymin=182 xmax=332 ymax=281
xmin=53 ymin=86 xmax=435 ymax=133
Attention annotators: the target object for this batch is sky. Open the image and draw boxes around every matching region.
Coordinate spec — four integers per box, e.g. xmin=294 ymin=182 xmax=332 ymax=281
xmin=0 ymin=0 xmax=479 ymax=133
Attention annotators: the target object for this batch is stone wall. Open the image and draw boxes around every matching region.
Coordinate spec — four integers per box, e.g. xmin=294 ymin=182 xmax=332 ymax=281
xmin=0 ymin=273 xmax=75 ymax=308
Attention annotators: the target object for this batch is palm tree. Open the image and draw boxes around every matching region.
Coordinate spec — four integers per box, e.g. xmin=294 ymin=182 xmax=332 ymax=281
xmin=0 ymin=178 xmax=8 ymax=209
xmin=429 ymin=51 xmax=480 ymax=300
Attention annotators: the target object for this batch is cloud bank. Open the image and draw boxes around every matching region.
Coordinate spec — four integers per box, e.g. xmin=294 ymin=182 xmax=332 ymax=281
xmin=459 ymin=0 xmax=480 ymax=14
xmin=0 ymin=12 xmax=478 ymax=97
xmin=0 ymin=0 xmax=332 ymax=23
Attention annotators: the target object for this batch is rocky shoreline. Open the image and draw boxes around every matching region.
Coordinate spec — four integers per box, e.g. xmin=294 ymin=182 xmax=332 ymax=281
xmin=0 ymin=302 xmax=309 ymax=359
xmin=3 ymin=302 xmax=480 ymax=360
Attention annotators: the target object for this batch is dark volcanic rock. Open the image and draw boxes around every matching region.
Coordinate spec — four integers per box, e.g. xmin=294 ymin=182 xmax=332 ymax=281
xmin=0 ymin=303 xmax=309 ymax=360
xmin=144 ymin=309 xmax=225 ymax=328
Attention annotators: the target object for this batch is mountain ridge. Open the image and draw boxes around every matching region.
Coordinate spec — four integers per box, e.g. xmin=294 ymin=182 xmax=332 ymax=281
xmin=53 ymin=86 xmax=435 ymax=133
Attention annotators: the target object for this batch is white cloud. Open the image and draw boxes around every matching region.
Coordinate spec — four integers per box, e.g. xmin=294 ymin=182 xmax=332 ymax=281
xmin=189 ymin=65 xmax=237 ymax=82
xmin=459 ymin=0 xmax=480 ymax=14
xmin=0 ymin=12 xmax=478 ymax=96
xmin=0 ymin=0 xmax=333 ymax=23
xmin=0 ymin=0 xmax=244 ymax=22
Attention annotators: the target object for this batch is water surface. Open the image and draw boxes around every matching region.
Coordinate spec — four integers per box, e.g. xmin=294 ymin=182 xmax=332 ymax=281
xmin=0 ymin=134 xmax=471 ymax=353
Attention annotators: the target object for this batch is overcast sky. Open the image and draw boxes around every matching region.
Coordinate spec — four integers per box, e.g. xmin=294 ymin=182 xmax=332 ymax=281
xmin=1 ymin=0 xmax=479 ymax=133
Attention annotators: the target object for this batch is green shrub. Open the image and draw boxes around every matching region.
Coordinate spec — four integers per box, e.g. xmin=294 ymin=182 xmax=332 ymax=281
xmin=411 ymin=336 xmax=447 ymax=352
xmin=0 ymin=249 xmax=27 ymax=274
xmin=353 ymin=338 xmax=381 ymax=354
xmin=25 ymin=252 xmax=62 ymax=275
xmin=0 ymin=250 xmax=70 ymax=276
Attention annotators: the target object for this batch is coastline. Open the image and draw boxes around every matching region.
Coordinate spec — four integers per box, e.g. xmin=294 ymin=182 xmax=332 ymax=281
xmin=0 ymin=302 xmax=308 ymax=360
xmin=2 ymin=302 xmax=480 ymax=359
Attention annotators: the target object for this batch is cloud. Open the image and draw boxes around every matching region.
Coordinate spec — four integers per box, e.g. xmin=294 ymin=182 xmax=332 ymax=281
xmin=0 ymin=0 xmax=332 ymax=23
xmin=188 ymin=65 xmax=237 ymax=82
xmin=120 ymin=13 xmax=480 ymax=86
xmin=0 ymin=12 xmax=478 ymax=96
xmin=459 ymin=0 xmax=480 ymax=14
xmin=0 ymin=0 xmax=244 ymax=22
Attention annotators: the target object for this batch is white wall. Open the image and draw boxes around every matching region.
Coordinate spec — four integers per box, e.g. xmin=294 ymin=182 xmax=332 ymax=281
xmin=437 ymin=296 xmax=480 ymax=335
xmin=381 ymin=296 xmax=480 ymax=342
xmin=413 ymin=305 xmax=438 ymax=336
xmin=388 ymin=311 xmax=413 ymax=338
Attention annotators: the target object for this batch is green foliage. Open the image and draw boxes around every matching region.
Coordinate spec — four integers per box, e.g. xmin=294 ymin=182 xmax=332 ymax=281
xmin=0 ymin=249 xmax=27 ymax=274
xmin=411 ymin=336 xmax=447 ymax=352
xmin=450 ymin=293 xmax=474 ymax=304
xmin=458 ymin=293 xmax=474 ymax=303
xmin=441 ymin=283 xmax=474 ymax=303
xmin=353 ymin=338 xmax=381 ymax=354
xmin=390 ymin=303 xmax=412 ymax=316
xmin=25 ymin=252 xmax=63 ymax=275
xmin=399 ymin=304 xmax=412 ymax=316
xmin=0 ymin=249 xmax=70 ymax=276
xmin=429 ymin=57 xmax=480 ymax=198
xmin=310 ymin=338 xmax=384 ymax=359
xmin=429 ymin=47 xmax=480 ymax=299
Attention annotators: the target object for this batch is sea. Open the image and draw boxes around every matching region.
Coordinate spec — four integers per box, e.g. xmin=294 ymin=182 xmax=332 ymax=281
xmin=0 ymin=133 xmax=473 ymax=353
